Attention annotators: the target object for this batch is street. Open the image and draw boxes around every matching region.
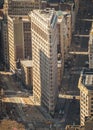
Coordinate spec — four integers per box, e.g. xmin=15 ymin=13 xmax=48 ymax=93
xmin=58 ymin=0 xmax=93 ymax=128
xmin=0 ymin=72 xmax=49 ymax=130
xmin=0 ymin=72 xmax=65 ymax=130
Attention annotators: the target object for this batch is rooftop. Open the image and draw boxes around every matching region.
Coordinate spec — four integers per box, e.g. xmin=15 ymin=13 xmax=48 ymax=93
xmin=44 ymin=0 xmax=74 ymax=4
xmin=47 ymin=3 xmax=71 ymax=11
xmin=57 ymin=11 xmax=64 ymax=23
xmin=30 ymin=9 xmax=57 ymax=27
xmin=10 ymin=15 xmax=30 ymax=22
xmin=81 ymin=69 xmax=93 ymax=90
xmin=57 ymin=10 xmax=70 ymax=23
xmin=21 ymin=60 xmax=33 ymax=67
xmin=11 ymin=0 xmax=36 ymax=1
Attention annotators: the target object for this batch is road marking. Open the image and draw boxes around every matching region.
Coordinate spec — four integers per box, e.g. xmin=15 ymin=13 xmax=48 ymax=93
xmin=59 ymin=94 xmax=80 ymax=100
xmin=74 ymin=34 xmax=89 ymax=37
xmin=69 ymin=51 xmax=88 ymax=55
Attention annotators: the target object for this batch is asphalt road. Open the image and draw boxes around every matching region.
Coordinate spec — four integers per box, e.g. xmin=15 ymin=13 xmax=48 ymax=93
xmin=72 ymin=0 xmax=93 ymax=52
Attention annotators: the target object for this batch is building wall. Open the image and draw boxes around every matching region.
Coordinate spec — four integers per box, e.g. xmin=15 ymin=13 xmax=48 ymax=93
xmin=57 ymin=15 xmax=65 ymax=87
xmin=57 ymin=61 xmax=62 ymax=88
xmin=21 ymin=65 xmax=33 ymax=90
xmin=78 ymin=75 xmax=93 ymax=126
xmin=57 ymin=12 xmax=72 ymax=60
xmin=88 ymin=25 xmax=93 ymax=69
xmin=23 ymin=21 xmax=32 ymax=59
xmin=8 ymin=16 xmax=16 ymax=72
xmin=66 ymin=14 xmax=72 ymax=49
xmin=74 ymin=0 xmax=79 ymax=15
xmin=30 ymin=9 xmax=58 ymax=114
xmin=2 ymin=19 xmax=8 ymax=67
xmin=14 ymin=18 xmax=24 ymax=60
xmin=85 ymin=117 xmax=93 ymax=130
xmin=1 ymin=15 xmax=9 ymax=69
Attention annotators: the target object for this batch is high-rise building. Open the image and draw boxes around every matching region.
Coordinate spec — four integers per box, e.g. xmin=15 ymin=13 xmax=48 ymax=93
xmin=1 ymin=15 xmax=9 ymax=69
xmin=4 ymin=0 xmax=41 ymax=15
xmin=89 ymin=23 xmax=93 ymax=69
xmin=29 ymin=9 xmax=58 ymax=114
xmin=41 ymin=0 xmax=79 ymax=32
xmin=8 ymin=15 xmax=32 ymax=72
xmin=56 ymin=10 xmax=72 ymax=87
xmin=3 ymin=0 xmax=40 ymax=70
xmin=57 ymin=11 xmax=72 ymax=59
xmin=57 ymin=11 xmax=66 ymax=87
xmin=78 ymin=69 xmax=93 ymax=126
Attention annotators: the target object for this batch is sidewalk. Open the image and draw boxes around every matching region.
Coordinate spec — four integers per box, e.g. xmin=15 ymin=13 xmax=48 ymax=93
xmin=29 ymin=96 xmax=52 ymax=120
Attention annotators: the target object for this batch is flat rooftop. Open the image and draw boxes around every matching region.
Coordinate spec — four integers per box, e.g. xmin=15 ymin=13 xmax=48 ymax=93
xmin=47 ymin=3 xmax=71 ymax=11
xmin=32 ymin=9 xmax=55 ymax=19
xmin=57 ymin=10 xmax=70 ymax=23
xmin=81 ymin=69 xmax=93 ymax=90
xmin=44 ymin=0 xmax=74 ymax=3
xmin=30 ymin=9 xmax=57 ymax=27
xmin=21 ymin=60 xmax=33 ymax=67
xmin=9 ymin=15 xmax=30 ymax=22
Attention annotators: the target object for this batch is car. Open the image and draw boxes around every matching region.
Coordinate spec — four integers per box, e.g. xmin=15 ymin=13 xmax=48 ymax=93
xmin=64 ymin=64 xmax=69 ymax=68
xmin=85 ymin=61 xmax=89 ymax=64
xmin=73 ymin=96 xmax=76 ymax=100
xmin=88 ymin=13 xmax=90 ymax=15
xmin=17 ymin=91 xmax=22 ymax=94
xmin=23 ymin=89 xmax=28 ymax=92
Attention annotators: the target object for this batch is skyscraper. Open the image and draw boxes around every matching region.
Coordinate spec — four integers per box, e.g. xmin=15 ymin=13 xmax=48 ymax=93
xmin=8 ymin=16 xmax=32 ymax=72
xmin=29 ymin=9 xmax=58 ymax=114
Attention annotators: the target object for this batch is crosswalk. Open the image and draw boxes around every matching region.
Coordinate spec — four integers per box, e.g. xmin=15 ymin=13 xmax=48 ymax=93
xmin=74 ymin=34 xmax=89 ymax=37
xmin=59 ymin=94 xmax=80 ymax=100
xmin=69 ymin=51 xmax=88 ymax=55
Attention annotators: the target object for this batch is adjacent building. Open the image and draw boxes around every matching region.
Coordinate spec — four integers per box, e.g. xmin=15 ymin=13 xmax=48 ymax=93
xmin=62 ymin=11 xmax=72 ymax=59
xmin=8 ymin=15 xmax=32 ymax=72
xmin=78 ymin=69 xmax=93 ymax=126
xmin=65 ymin=116 xmax=93 ymax=130
xmin=19 ymin=60 xmax=33 ymax=90
xmin=1 ymin=15 xmax=9 ymax=69
xmin=65 ymin=125 xmax=84 ymax=130
xmin=41 ymin=0 xmax=79 ymax=32
xmin=29 ymin=9 xmax=58 ymax=114
xmin=88 ymin=23 xmax=93 ymax=69
xmin=57 ymin=11 xmax=66 ymax=87
xmin=56 ymin=10 xmax=72 ymax=87
xmin=2 ymin=0 xmax=41 ymax=70
xmin=3 ymin=0 xmax=41 ymax=15
xmin=0 ymin=15 xmax=3 ymax=65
